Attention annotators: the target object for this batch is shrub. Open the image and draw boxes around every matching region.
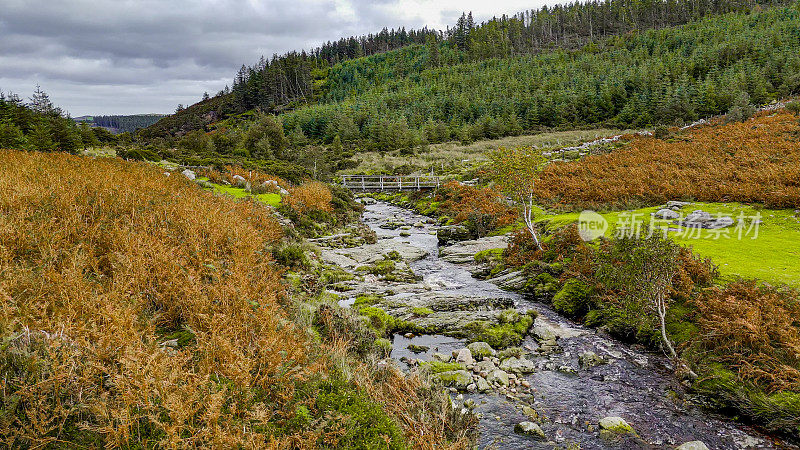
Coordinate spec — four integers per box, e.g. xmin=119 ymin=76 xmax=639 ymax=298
xmin=117 ymin=146 xmax=160 ymax=161
xmin=313 ymin=380 xmax=406 ymax=449
xmin=726 ymin=92 xmax=756 ymax=123
xmin=272 ymin=242 xmax=309 ymax=268
xmin=653 ymin=125 xmax=672 ymax=140
xmin=535 ymin=110 xmax=800 ymax=209
xmin=471 ymin=309 xmax=534 ymax=348
xmin=434 ymin=181 xmax=517 ymax=238
xmin=0 ymin=150 xmax=473 ymax=447
xmin=0 ymin=150 xmax=304 ymax=447
xmin=285 ymin=181 xmax=333 ymax=213
xmin=689 ymin=280 xmax=800 ymax=393
xmin=786 ymin=100 xmax=800 ymax=116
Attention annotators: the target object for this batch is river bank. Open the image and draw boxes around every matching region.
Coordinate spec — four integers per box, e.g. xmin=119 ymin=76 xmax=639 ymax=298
xmin=318 ymin=200 xmax=788 ymax=449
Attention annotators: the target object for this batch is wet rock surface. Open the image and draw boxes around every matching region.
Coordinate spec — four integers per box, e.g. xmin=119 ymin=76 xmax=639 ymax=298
xmin=328 ymin=200 xmax=780 ymax=449
xmin=439 ymin=235 xmax=508 ymax=264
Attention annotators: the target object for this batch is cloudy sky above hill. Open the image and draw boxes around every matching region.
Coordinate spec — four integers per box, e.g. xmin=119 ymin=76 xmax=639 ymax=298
xmin=0 ymin=0 xmax=549 ymax=116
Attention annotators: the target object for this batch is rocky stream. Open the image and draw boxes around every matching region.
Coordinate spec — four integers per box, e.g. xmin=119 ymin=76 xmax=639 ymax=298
xmin=320 ymin=201 xmax=787 ymax=449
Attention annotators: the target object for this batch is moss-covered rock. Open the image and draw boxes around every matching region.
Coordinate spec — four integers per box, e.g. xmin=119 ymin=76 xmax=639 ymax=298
xmin=433 ymin=370 xmax=473 ymax=390
xmin=467 ymin=341 xmax=495 ymax=359
xmin=552 ymin=279 xmax=593 ymax=318
xmin=470 ymin=309 xmax=535 ymax=348
xmin=420 ymin=361 xmax=466 ymax=374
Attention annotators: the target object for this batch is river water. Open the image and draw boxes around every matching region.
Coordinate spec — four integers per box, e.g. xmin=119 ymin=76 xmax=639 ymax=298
xmin=354 ymin=201 xmax=788 ymax=449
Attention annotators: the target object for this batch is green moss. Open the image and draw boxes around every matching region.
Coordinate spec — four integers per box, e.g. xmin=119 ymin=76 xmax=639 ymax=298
xmin=470 ymin=309 xmax=534 ymax=348
xmin=497 ymin=347 xmax=525 ymax=359
xmin=320 ymin=268 xmax=354 ymax=285
xmin=420 ymin=361 xmax=465 ymax=374
xmin=254 ymin=192 xmax=281 ymax=206
xmin=474 ymin=248 xmax=504 ymax=263
xmin=384 ymin=250 xmax=402 ymax=260
xmin=410 ymin=307 xmax=433 ymax=317
xmin=353 ymin=294 xmax=382 ymax=307
xmin=552 ymin=279 xmax=592 ymax=318
xmin=160 ymin=326 xmax=197 ymax=348
xmin=407 ymin=344 xmax=429 ymax=353
xmin=356 ymin=258 xmax=399 ymax=277
xmin=358 ymin=306 xmax=414 ymax=337
xmin=374 ymin=338 xmax=393 ymax=357
xmin=330 ymin=283 xmax=354 ymax=292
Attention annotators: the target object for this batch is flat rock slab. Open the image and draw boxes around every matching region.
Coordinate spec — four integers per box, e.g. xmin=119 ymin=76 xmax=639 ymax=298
xmin=532 ymin=316 xmax=586 ymax=340
xmin=384 ymin=292 xmax=515 ymax=312
xmin=408 ymin=310 xmax=504 ymax=333
xmin=320 ymin=241 xmax=429 ymax=268
xmin=440 ymin=235 xmax=509 ymax=264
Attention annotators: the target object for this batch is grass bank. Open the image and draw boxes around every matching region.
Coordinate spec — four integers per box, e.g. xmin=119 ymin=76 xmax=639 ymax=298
xmin=536 ymin=202 xmax=800 ymax=287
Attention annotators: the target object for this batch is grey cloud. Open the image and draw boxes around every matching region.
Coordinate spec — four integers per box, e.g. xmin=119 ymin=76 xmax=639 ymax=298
xmin=0 ymin=0 xmax=494 ymax=115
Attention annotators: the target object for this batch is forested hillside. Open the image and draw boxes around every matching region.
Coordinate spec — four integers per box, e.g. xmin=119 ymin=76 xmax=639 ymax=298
xmin=141 ymin=0 xmax=795 ymax=143
xmin=75 ymin=114 xmax=166 ymax=134
xmin=281 ymin=4 xmax=800 ymax=149
xmin=141 ymin=1 xmax=800 ymax=174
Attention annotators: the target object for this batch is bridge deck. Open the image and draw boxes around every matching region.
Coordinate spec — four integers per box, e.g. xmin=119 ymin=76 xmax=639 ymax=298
xmin=341 ymin=175 xmax=441 ymax=191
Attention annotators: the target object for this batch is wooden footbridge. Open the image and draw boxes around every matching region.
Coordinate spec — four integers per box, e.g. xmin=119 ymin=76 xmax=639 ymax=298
xmin=341 ymin=175 xmax=441 ymax=191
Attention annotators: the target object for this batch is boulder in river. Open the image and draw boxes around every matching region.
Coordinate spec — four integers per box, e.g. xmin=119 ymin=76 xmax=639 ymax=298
xmin=488 ymin=270 xmax=527 ymax=291
xmin=467 ymin=341 xmax=496 ymax=359
xmin=433 ymin=352 xmax=451 ymax=363
xmin=514 ymin=421 xmax=545 ymax=439
xmin=437 ymin=225 xmax=471 ymax=245
xmin=439 ymin=235 xmax=508 ymax=264
xmin=579 ymin=351 xmax=608 ymax=369
xmin=487 ymin=369 xmax=510 ymax=386
xmin=499 ymin=356 xmax=536 ymax=374
xmin=435 ymin=370 xmax=472 ymax=390
xmin=474 ymin=359 xmax=496 ymax=374
xmin=476 ymin=377 xmax=491 ymax=392
xmin=598 ymin=417 xmax=634 ymax=434
xmin=453 ymin=348 xmax=474 ymax=365
xmin=675 ymin=441 xmax=709 ymax=450
xmin=319 ymin=241 xmax=428 ymax=269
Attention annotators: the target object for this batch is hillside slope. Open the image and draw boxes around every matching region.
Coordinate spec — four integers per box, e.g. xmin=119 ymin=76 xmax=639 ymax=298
xmin=0 ymin=150 xmax=472 ymax=448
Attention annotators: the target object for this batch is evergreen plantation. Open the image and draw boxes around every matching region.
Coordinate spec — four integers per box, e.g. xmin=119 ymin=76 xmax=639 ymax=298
xmin=139 ymin=2 xmax=800 ymax=159
xmin=280 ymin=5 xmax=800 ymax=150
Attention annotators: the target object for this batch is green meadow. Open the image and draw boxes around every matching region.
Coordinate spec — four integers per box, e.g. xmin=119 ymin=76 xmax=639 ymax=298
xmin=537 ymin=202 xmax=800 ymax=287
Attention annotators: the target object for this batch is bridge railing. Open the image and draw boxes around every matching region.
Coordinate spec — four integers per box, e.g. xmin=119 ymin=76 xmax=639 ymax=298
xmin=341 ymin=175 xmax=441 ymax=191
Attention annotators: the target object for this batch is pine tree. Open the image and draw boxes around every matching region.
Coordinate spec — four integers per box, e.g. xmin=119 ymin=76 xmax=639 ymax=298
xmin=29 ymin=85 xmax=60 ymax=116
xmin=29 ymin=120 xmax=55 ymax=151
xmin=426 ymin=34 xmax=440 ymax=68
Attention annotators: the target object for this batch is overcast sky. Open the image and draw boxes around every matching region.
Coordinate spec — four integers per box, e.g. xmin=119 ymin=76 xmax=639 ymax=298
xmin=0 ymin=0 xmax=556 ymax=116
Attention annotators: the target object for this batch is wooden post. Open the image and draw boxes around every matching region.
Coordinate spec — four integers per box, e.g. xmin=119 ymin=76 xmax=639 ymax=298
xmin=361 ymin=176 xmax=365 ymax=191
xmin=380 ymin=176 xmax=384 ymax=191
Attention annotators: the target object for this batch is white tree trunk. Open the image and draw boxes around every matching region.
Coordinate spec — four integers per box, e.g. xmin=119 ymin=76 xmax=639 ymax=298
xmin=523 ymin=193 xmax=542 ymax=250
